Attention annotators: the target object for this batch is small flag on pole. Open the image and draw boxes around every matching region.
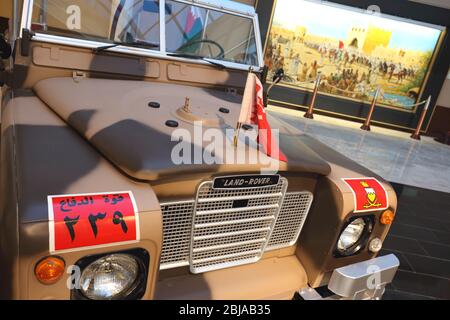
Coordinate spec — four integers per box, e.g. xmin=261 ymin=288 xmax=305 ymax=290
xmin=184 ymin=6 xmax=204 ymax=39
xmin=234 ymin=72 xmax=287 ymax=162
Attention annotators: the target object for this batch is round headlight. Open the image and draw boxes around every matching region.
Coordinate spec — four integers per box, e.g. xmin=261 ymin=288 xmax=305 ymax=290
xmin=337 ymin=218 xmax=366 ymax=253
xmin=80 ymin=254 xmax=139 ymax=300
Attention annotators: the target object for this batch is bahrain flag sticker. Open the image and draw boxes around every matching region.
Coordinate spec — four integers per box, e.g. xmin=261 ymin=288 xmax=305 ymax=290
xmin=48 ymin=191 xmax=139 ymax=253
xmin=342 ymin=178 xmax=388 ymax=213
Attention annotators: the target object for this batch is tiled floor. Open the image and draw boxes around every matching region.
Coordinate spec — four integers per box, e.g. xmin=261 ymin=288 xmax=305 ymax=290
xmin=382 ymin=184 xmax=450 ymax=300
xmin=269 ymin=106 xmax=450 ymax=194
xmin=269 ymin=108 xmax=450 ymax=300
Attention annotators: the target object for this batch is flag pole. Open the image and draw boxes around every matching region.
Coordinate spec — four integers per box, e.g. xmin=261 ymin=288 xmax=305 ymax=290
xmin=233 ymin=122 xmax=242 ymax=147
xmin=234 ymin=67 xmax=254 ymax=147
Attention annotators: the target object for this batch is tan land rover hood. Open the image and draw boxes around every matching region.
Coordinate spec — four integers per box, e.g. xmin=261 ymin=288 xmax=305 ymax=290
xmin=34 ymin=78 xmax=331 ymax=181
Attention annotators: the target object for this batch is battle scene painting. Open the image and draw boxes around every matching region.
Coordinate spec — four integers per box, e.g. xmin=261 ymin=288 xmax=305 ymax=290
xmin=266 ymin=0 xmax=444 ymax=110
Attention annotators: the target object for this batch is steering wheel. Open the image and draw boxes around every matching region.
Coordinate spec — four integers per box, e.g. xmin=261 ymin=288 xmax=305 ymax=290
xmin=177 ymin=39 xmax=225 ymax=60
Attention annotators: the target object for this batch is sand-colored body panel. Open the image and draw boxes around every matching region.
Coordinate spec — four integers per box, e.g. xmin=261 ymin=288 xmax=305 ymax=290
xmin=0 ymin=1 xmax=397 ymax=300
xmin=0 ymin=92 xmax=163 ymax=299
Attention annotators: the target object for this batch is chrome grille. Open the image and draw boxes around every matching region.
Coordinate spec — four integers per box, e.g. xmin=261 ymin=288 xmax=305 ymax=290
xmin=159 ymin=177 xmax=314 ymax=273
xmin=266 ymin=192 xmax=314 ymax=250
xmin=190 ymin=179 xmax=288 ymax=274
xmin=160 ymin=201 xmax=194 ymax=270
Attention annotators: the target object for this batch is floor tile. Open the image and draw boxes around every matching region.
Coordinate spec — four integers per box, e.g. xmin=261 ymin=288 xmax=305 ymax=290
xmin=431 ymin=230 xmax=450 ymax=246
xmin=418 ymin=241 xmax=450 ymax=260
xmin=389 ymin=223 xmax=440 ymax=243
xmin=383 ymin=289 xmax=437 ymax=300
xmin=391 ymin=270 xmax=450 ymax=300
xmin=395 ymin=214 xmax=450 ymax=233
xmin=402 ymin=253 xmax=450 ymax=278
xmin=383 ymin=235 xmax=428 ymax=255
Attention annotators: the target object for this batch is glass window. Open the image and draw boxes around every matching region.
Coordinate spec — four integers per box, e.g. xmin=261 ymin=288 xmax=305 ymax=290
xmin=29 ymin=0 xmax=260 ymax=66
xmin=165 ymin=1 xmax=258 ymax=65
xmin=31 ymin=0 xmax=160 ymax=49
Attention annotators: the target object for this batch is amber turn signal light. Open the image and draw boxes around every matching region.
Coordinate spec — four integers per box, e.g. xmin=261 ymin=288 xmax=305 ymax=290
xmin=35 ymin=256 xmax=65 ymax=285
xmin=380 ymin=210 xmax=395 ymax=225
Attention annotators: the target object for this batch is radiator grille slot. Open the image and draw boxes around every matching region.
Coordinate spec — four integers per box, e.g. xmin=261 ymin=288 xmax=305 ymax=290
xmin=159 ymin=178 xmax=314 ymax=273
xmin=160 ymin=201 xmax=194 ymax=270
xmin=190 ymin=179 xmax=288 ymax=274
xmin=266 ymin=192 xmax=314 ymax=250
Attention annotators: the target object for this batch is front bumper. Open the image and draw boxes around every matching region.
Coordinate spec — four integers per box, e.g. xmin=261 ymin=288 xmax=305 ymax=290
xmin=299 ymin=254 xmax=400 ymax=300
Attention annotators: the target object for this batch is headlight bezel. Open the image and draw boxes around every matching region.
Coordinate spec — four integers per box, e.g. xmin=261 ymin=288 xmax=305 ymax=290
xmin=334 ymin=216 xmax=374 ymax=257
xmin=71 ymin=248 xmax=149 ymax=300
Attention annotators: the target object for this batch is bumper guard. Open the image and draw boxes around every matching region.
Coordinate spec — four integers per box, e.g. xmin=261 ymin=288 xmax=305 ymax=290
xmin=299 ymin=254 xmax=400 ymax=300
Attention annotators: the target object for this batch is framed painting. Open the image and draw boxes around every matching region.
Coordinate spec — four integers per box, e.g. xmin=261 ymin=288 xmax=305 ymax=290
xmin=265 ymin=0 xmax=445 ymax=112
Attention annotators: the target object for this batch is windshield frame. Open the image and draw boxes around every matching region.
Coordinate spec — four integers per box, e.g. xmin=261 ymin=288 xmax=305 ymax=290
xmin=20 ymin=0 xmax=264 ymax=71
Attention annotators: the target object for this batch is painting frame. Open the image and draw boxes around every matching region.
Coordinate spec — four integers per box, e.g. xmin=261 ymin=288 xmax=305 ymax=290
xmin=263 ymin=0 xmax=446 ymax=113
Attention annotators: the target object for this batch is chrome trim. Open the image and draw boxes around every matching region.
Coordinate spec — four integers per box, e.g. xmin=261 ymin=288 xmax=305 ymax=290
xmin=298 ymin=287 xmax=323 ymax=300
xmin=189 ymin=179 xmax=288 ymax=274
xmin=159 ymin=0 xmax=167 ymax=54
xmin=12 ymin=0 xmax=20 ymax=43
xmin=159 ymin=261 xmax=190 ymax=270
xmin=212 ymin=174 xmax=281 ymax=190
xmin=194 ymin=215 xmax=276 ymax=229
xmin=193 ymin=227 xmax=271 ymax=241
xmin=192 ymin=238 xmax=267 ymax=253
xmin=192 ymin=249 xmax=262 ymax=265
xmin=197 ymin=192 xmax=284 ymax=203
xmin=20 ymin=0 xmax=33 ymax=37
xmin=195 ymin=204 xmax=279 ymax=216
xmin=298 ymin=254 xmax=400 ymax=300
xmin=253 ymin=13 xmax=264 ymax=68
xmin=159 ymin=174 xmax=315 ymax=272
xmin=328 ymin=254 xmax=400 ymax=300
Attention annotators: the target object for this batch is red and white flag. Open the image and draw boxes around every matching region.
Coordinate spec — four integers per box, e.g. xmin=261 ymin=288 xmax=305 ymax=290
xmin=238 ymin=73 xmax=287 ymax=162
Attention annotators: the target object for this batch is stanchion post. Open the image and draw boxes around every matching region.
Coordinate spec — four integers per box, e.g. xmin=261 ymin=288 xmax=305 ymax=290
xmin=361 ymin=87 xmax=381 ymax=131
xmin=304 ymin=74 xmax=321 ymax=119
xmin=411 ymin=96 xmax=431 ymax=140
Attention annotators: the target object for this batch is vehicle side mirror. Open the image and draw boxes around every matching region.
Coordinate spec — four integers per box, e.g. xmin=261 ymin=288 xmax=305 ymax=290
xmin=272 ymin=68 xmax=284 ymax=84
xmin=0 ymin=35 xmax=12 ymax=59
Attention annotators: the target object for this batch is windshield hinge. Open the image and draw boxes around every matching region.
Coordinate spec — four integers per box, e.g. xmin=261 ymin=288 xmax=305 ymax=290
xmin=72 ymin=71 xmax=87 ymax=83
xmin=20 ymin=28 xmax=35 ymax=57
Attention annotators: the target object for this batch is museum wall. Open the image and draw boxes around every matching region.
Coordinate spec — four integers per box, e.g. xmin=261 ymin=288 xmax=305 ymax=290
xmin=256 ymin=0 xmax=450 ymax=133
xmin=437 ymin=75 xmax=450 ymax=108
xmin=427 ymin=74 xmax=450 ymax=140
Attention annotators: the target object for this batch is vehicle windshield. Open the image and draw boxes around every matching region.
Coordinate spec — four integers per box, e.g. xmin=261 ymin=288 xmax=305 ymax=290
xmin=30 ymin=0 xmax=259 ymax=66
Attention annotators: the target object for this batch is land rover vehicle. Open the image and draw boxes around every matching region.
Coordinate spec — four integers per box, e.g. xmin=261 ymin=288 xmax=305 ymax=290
xmin=0 ymin=0 xmax=399 ymax=300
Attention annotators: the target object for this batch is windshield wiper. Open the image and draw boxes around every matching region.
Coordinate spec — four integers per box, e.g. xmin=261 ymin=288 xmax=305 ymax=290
xmin=93 ymin=40 xmax=159 ymax=54
xmin=167 ymin=52 xmax=226 ymax=70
